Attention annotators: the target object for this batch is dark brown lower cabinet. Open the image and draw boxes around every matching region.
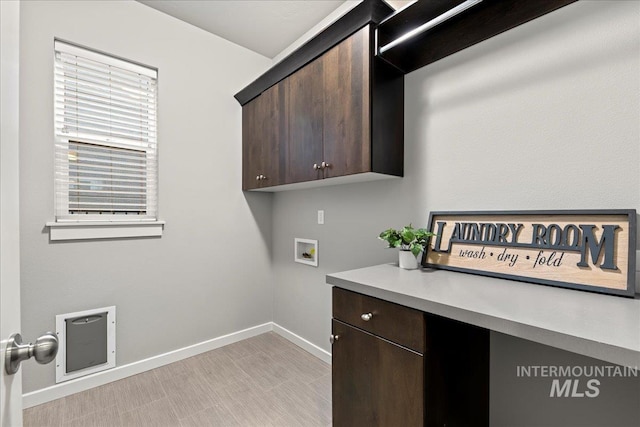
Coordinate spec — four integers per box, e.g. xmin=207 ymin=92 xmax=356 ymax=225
xmin=332 ymin=287 xmax=489 ymax=427
xmin=332 ymin=319 xmax=424 ymax=427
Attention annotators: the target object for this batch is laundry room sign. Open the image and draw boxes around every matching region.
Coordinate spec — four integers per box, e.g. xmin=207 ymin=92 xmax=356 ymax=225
xmin=422 ymin=210 xmax=637 ymax=297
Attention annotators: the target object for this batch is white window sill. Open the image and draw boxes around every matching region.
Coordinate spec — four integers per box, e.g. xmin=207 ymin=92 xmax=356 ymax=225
xmin=46 ymin=220 xmax=165 ymax=241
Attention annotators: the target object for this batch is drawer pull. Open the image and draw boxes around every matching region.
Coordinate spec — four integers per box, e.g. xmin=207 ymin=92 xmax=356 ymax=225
xmin=330 ymin=334 xmax=339 ymax=344
xmin=361 ymin=313 xmax=373 ymax=321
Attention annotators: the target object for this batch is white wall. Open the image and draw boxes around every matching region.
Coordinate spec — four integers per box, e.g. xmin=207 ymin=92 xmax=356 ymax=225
xmin=19 ymin=0 xmax=273 ymax=393
xmin=272 ymin=1 xmax=639 ymax=424
xmin=271 ymin=1 xmax=359 ymax=65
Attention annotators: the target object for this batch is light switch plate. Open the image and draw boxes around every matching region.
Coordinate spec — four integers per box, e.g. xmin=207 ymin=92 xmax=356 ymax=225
xmin=318 ymin=210 xmax=324 ymax=225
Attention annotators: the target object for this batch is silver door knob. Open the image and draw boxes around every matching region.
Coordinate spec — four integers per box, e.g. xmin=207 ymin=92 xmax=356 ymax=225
xmin=261 ymin=175 xmax=267 ymax=180
xmin=330 ymin=334 xmax=339 ymax=344
xmin=321 ymin=161 xmax=330 ymax=169
xmin=361 ymin=313 xmax=373 ymax=321
xmin=313 ymin=163 xmax=319 ymax=170
xmin=5 ymin=332 xmax=59 ymax=375
xmin=256 ymin=175 xmax=260 ymax=181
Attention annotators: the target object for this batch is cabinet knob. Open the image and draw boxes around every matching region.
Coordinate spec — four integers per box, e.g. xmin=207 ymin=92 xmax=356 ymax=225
xmin=313 ymin=163 xmax=319 ymax=170
xmin=256 ymin=175 xmax=260 ymax=181
xmin=330 ymin=334 xmax=339 ymax=344
xmin=321 ymin=161 xmax=331 ymax=169
xmin=361 ymin=313 xmax=373 ymax=321
xmin=261 ymin=175 xmax=267 ymax=180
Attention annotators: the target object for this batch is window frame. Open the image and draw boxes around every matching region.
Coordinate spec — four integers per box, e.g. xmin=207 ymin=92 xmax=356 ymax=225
xmin=49 ymin=40 xmax=163 ymax=240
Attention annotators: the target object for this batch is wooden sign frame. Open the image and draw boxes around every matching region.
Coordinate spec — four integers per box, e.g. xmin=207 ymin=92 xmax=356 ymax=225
xmin=422 ymin=210 xmax=637 ymax=297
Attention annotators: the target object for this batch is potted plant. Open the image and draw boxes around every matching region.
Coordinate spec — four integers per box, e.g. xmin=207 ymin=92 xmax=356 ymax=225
xmin=379 ymin=225 xmax=435 ymax=270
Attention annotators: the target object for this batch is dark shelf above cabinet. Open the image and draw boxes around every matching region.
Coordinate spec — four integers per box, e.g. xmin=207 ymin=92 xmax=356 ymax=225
xmin=376 ymin=0 xmax=578 ymax=74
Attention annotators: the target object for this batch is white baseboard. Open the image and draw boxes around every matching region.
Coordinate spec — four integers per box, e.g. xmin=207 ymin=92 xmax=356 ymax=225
xmin=272 ymin=323 xmax=332 ymax=365
xmin=22 ymin=322 xmax=272 ymax=409
xmin=22 ymin=321 xmax=331 ymax=409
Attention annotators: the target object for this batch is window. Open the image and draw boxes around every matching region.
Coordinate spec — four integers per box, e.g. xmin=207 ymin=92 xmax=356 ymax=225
xmin=53 ymin=40 xmax=158 ymax=223
xmin=49 ymin=41 xmax=162 ymax=240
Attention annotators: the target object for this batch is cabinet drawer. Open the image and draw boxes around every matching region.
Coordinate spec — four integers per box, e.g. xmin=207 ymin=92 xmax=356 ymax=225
xmin=332 ymin=287 xmax=425 ymax=353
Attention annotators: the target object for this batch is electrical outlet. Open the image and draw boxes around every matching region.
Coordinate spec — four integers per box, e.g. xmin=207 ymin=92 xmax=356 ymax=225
xmin=318 ymin=210 xmax=324 ymax=225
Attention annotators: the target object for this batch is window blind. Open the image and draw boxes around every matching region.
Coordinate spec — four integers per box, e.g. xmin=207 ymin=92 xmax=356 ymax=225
xmin=54 ymin=40 xmax=158 ymax=221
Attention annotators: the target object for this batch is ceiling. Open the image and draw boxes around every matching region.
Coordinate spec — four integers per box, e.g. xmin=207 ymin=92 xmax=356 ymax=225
xmin=137 ymin=1 xmax=412 ymax=59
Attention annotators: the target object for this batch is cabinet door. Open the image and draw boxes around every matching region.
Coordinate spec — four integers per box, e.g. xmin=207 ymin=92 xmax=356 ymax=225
xmin=332 ymin=319 xmax=424 ymax=427
xmin=242 ymin=95 xmax=261 ymax=190
xmin=286 ymin=57 xmax=324 ymax=184
xmin=323 ymin=26 xmax=371 ymax=178
xmin=242 ymin=82 xmax=286 ymax=190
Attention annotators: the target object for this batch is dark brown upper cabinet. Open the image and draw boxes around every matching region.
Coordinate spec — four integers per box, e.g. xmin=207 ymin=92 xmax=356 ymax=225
xmin=322 ymin=26 xmax=370 ymax=179
xmin=241 ymin=81 xmax=287 ymax=190
xmin=287 ymin=26 xmax=372 ymax=184
xmin=238 ymin=0 xmax=578 ymax=191
xmin=242 ymin=24 xmax=403 ymax=191
xmin=286 ymin=56 xmax=324 ymax=184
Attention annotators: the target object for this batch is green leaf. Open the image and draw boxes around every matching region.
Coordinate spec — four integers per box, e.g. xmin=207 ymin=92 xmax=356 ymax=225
xmin=401 ymin=228 xmax=415 ymax=244
xmin=378 ymin=229 xmax=391 ymax=239
xmin=378 ymin=228 xmax=403 ymax=248
xmin=410 ymin=243 xmax=422 ymax=257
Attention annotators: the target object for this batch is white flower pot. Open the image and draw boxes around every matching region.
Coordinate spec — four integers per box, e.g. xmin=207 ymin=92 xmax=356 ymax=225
xmin=398 ymin=250 xmax=419 ymax=270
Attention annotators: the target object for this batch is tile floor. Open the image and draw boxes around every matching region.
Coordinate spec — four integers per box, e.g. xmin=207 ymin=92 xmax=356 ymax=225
xmin=23 ymin=332 xmax=332 ymax=427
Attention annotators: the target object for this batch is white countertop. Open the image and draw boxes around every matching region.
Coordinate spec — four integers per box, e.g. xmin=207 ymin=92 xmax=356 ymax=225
xmin=326 ymin=264 xmax=640 ymax=367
